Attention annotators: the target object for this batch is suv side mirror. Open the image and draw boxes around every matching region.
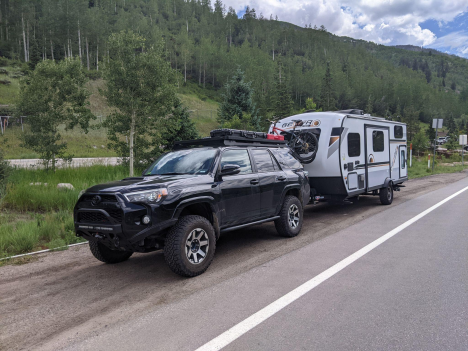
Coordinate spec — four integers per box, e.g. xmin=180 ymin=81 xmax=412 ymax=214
xmin=220 ymin=164 xmax=241 ymax=176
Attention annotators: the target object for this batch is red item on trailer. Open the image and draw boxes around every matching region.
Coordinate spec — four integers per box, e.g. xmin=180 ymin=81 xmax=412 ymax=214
xmin=267 ymin=134 xmax=285 ymax=141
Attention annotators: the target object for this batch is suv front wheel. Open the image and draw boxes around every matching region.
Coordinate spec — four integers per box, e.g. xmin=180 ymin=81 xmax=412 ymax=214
xmin=275 ymin=195 xmax=303 ymax=238
xmin=89 ymin=241 xmax=133 ymax=264
xmin=164 ymin=215 xmax=216 ymax=277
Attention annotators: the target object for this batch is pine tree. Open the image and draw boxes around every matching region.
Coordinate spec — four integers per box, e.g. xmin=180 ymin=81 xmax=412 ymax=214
xmin=272 ymin=62 xmax=293 ymax=118
xmin=217 ymin=68 xmax=260 ymax=129
xmin=320 ymin=61 xmax=336 ymax=111
xmin=403 ymin=105 xmax=420 ymax=141
xmin=365 ymin=95 xmax=373 ymax=115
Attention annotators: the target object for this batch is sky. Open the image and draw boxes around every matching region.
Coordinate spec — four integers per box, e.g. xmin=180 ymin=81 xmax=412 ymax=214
xmin=225 ymin=0 xmax=468 ymax=59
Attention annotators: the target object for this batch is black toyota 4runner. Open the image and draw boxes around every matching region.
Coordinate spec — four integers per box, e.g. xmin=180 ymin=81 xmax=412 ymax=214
xmin=74 ymin=132 xmax=310 ymax=277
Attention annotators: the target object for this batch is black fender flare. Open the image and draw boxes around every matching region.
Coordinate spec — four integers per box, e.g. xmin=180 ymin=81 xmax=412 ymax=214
xmin=278 ymin=184 xmax=303 ymax=211
xmin=172 ymin=196 xmax=221 ymax=239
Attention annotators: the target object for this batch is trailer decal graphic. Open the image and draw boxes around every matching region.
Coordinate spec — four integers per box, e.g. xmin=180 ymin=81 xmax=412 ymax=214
xmin=281 ymin=119 xmax=321 ymax=129
xmin=328 ymin=128 xmax=348 ymax=159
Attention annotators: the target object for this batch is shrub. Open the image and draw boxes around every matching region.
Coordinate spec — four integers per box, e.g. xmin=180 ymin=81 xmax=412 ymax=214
xmin=84 ymin=69 xmax=102 ymax=80
xmin=0 ymin=151 xmax=10 ymax=204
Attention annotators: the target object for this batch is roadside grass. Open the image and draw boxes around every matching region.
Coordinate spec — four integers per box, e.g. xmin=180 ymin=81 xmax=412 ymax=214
xmin=0 ymin=165 xmax=131 ymax=259
xmin=408 ymin=153 xmax=467 ymax=179
xmin=0 ymin=210 xmax=84 ymax=259
xmin=4 ymin=165 xmax=129 ymax=212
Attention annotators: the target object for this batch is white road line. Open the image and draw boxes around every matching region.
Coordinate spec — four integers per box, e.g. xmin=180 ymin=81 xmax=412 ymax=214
xmin=0 ymin=242 xmax=87 ymax=261
xmin=196 ymin=185 xmax=468 ymax=351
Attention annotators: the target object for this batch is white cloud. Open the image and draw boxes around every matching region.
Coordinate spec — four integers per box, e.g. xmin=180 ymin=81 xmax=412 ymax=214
xmin=428 ymin=31 xmax=468 ymax=57
xmin=222 ymin=0 xmax=468 ymax=56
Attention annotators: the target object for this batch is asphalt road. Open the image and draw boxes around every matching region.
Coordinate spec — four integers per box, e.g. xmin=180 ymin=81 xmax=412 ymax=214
xmin=1 ymin=171 xmax=467 ymax=350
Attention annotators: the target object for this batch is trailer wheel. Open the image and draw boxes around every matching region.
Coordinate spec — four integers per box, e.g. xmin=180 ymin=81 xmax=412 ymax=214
xmin=275 ymin=195 xmax=303 ymax=237
xmin=379 ymin=183 xmax=393 ymax=205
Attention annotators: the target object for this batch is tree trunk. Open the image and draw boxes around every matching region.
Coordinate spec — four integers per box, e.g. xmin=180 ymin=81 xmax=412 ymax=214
xmin=129 ymin=112 xmax=135 ymax=177
xmin=199 ymin=63 xmax=201 ymax=85
xmin=86 ymin=37 xmax=90 ymax=70
xmin=22 ymin=13 xmax=28 ymax=62
xmin=78 ymin=22 xmax=82 ymax=64
xmin=203 ymin=62 xmax=206 ymax=88
xmin=50 ymin=39 xmax=54 ymax=60
xmin=96 ymin=41 xmax=99 ymax=71
xmin=184 ymin=56 xmax=187 ymax=83
xmin=26 ymin=20 xmax=30 ymax=62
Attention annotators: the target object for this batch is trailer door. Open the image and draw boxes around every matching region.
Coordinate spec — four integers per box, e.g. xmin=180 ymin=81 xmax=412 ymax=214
xmin=365 ymin=126 xmax=390 ymax=190
xmin=343 ymin=131 xmax=366 ymax=192
xmin=399 ymin=146 xmax=407 ymax=178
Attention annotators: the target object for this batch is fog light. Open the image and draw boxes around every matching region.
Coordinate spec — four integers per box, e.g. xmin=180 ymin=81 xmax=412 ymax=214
xmin=142 ymin=215 xmax=151 ymax=225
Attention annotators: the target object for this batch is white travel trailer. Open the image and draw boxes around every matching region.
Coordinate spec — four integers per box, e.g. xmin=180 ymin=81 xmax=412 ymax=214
xmin=269 ymin=109 xmax=407 ymax=205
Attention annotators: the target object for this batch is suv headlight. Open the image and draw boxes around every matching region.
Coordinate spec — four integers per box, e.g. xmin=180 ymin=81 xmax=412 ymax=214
xmin=124 ymin=189 xmax=168 ymax=204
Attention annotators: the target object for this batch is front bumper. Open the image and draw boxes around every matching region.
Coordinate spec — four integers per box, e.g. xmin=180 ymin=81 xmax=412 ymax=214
xmin=74 ymin=193 xmax=176 ymax=252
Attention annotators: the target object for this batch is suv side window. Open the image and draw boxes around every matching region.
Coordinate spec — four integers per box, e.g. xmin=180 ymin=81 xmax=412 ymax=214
xmin=220 ymin=149 xmax=252 ymax=174
xmin=251 ymin=149 xmax=276 ymax=173
xmin=270 ymin=148 xmax=303 ymax=169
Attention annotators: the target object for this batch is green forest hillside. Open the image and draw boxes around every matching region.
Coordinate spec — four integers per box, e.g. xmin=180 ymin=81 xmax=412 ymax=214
xmin=1 ymin=0 xmax=468 ymax=133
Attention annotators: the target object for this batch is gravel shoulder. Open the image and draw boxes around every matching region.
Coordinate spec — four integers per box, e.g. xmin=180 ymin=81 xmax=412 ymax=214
xmin=1 ymin=171 xmax=466 ymax=350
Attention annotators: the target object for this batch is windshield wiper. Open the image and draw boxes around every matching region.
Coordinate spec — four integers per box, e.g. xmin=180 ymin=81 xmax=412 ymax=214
xmin=157 ymin=172 xmax=188 ymax=176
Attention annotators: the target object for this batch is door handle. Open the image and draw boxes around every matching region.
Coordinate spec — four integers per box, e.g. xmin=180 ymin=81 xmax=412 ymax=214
xmin=276 ymin=175 xmax=287 ymax=181
xmin=250 ymin=179 xmax=259 ymax=185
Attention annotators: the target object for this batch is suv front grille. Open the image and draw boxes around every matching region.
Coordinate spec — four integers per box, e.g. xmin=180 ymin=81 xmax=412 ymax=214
xmin=81 ymin=194 xmax=118 ymax=203
xmin=106 ymin=209 xmax=123 ymax=223
xmin=78 ymin=212 xmax=109 ymax=223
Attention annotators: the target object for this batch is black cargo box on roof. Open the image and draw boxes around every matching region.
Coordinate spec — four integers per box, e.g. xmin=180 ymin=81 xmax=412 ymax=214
xmin=173 ymin=129 xmax=287 ymax=149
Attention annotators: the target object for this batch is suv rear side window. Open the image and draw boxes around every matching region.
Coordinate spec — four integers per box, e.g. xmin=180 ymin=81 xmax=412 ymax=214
xmin=270 ymin=149 xmax=303 ymax=169
xmin=251 ymin=149 xmax=275 ymax=173
xmin=220 ymin=149 xmax=252 ymax=174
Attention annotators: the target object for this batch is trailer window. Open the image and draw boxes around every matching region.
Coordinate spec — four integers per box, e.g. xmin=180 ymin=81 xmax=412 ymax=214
xmin=394 ymin=126 xmax=403 ymax=139
xmin=372 ymin=131 xmax=385 ymax=152
xmin=348 ymin=133 xmax=361 ymax=157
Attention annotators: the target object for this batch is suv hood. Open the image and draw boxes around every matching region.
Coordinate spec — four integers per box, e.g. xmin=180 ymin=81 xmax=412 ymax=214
xmin=85 ymin=174 xmax=209 ymax=194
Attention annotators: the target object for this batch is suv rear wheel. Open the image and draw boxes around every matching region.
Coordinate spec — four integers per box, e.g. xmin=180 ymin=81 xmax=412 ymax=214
xmin=164 ymin=215 xmax=216 ymax=277
xmin=89 ymin=241 xmax=133 ymax=264
xmin=275 ymin=195 xmax=303 ymax=237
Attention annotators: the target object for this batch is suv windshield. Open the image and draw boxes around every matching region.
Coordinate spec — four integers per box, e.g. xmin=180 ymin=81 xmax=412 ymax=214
xmin=145 ymin=148 xmax=217 ymax=176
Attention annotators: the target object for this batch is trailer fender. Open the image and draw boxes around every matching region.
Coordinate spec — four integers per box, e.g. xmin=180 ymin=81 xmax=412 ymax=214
xmin=383 ymin=177 xmax=393 ymax=189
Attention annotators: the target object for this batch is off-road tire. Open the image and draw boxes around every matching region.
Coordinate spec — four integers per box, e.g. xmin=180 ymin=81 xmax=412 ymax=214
xmin=89 ymin=241 xmax=133 ymax=264
xmin=275 ymin=195 xmax=303 ymax=237
xmin=379 ymin=183 xmax=394 ymax=205
xmin=164 ymin=215 xmax=216 ymax=277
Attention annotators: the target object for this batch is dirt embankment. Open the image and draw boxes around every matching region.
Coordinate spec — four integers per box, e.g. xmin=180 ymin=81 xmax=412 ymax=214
xmin=0 ymin=171 xmax=466 ymax=351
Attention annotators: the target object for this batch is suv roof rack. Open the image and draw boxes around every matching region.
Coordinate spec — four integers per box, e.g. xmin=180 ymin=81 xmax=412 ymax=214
xmin=173 ymin=135 xmax=288 ymax=149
